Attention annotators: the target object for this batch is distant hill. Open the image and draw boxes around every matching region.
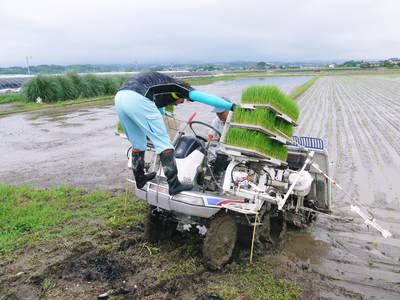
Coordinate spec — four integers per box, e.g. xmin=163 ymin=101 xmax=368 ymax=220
xmin=0 ymin=64 xmax=141 ymax=75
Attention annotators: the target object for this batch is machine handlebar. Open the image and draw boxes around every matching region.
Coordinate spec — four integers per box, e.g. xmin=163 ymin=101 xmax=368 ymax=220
xmin=187 ymin=112 xmax=196 ymax=123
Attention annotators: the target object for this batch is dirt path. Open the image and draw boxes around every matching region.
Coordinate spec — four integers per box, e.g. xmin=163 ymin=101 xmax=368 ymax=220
xmin=292 ymin=75 xmax=400 ymax=299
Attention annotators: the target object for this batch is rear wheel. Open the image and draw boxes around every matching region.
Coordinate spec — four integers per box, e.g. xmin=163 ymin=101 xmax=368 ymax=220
xmin=202 ymin=214 xmax=237 ymax=270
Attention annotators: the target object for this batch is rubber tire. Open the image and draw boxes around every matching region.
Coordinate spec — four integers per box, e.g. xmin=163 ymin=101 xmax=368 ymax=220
xmin=202 ymin=214 xmax=238 ymax=270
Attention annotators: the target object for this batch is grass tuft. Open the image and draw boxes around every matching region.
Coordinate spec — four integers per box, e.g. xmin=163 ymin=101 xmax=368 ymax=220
xmin=21 ymin=72 xmax=129 ymax=103
xmin=0 ymin=93 xmax=25 ymax=104
xmin=21 ymin=75 xmax=61 ymax=102
xmin=209 ymin=263 xmax=302 ymax=300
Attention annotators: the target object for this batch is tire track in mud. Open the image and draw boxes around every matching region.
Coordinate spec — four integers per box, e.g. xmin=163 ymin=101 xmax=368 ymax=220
xmin=353 ymin=79 xmax=400 ymax=137
xmin=297 ymin=77 xmax=351 ymax=196
xmin=349 ymin=78 xmax=400 ymax=158
xmin=298 ymin=78 xmax=341 ymax=159
xmin=293 ymin=75 xmax=400 ymax=299
xmin=334 ymin=77 xmax=400 ymax=210
xmin=327 ymin=77 xmax=362 ymax=205
xmin=297 ymin=78 xmax=330 ymax=138
xmin=341 ymin=77 xmax=400 ymax=151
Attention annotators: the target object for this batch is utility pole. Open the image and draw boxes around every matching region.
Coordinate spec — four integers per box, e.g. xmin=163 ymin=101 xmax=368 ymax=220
xmin=26 ymin=56 xmax=32 ymax=75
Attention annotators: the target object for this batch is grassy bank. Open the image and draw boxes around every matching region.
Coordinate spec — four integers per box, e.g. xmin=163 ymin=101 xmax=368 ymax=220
xmin=0 ymin=93 xmax=25 ymax=104
xmin=0 ymin=184 xmax=146 ymax=254
xmin=186 ymin=75 xmax=237 ymax=85
xmin=0 ymin=95 xmax=113 ymax=116
xmin=289 ymin=75 xmax=320 ymax=99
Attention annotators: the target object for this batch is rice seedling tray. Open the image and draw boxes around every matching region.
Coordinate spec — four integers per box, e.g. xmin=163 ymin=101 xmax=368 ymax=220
xmin=240 ymin=103 xmax=298 ymax=126
xmin=221 ymin=143 xmax=287 ymax=166
xmin=229 ymin=122 xmax=290 ymax=144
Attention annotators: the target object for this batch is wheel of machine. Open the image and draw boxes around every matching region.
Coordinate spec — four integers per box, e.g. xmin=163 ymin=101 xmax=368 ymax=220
xmin=256 ymin=204 xmax=287 ymax=247
xmin=202 ymin=214 xmax=238 ymax=270
xmin=144 ymin=206 xmax=177 ymax=242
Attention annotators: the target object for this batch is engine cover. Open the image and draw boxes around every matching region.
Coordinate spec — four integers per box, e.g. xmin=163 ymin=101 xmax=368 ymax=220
xmin=288 ymin=171 xmax=313 ymax=196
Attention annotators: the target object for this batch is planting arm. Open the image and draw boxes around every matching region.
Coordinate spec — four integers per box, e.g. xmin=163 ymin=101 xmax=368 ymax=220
xmin=189 ymin=90 xmax=235 ymax=110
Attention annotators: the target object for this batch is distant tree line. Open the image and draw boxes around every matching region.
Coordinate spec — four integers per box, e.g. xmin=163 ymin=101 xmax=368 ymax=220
xmin=3 ymin=59 xmax=399 ymax=76
xmin=341 ymin=60 xmax=363 ymax=67
xmin=338 ymin=59 xmax=400 ymax=68
xmin=0 ymin=64 xmax=139 ymax=75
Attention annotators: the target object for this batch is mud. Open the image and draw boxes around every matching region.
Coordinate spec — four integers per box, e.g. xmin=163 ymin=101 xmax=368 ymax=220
xmin=1 ymin=76 xmax=399 ymax=299
xmin=0 ymin=218 xmax=319 ymax=299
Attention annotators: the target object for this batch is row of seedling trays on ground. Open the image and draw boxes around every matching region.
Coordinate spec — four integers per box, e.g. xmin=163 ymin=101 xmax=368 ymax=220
xmin=221 ymin=85 xmax=300 ymax=165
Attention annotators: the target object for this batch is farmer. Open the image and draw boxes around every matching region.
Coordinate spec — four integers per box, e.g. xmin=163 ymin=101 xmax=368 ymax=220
xmin=207 ymin=98 xmax=231 ymax=141
xmin=115 ymin=71 xmax=235 ymax=195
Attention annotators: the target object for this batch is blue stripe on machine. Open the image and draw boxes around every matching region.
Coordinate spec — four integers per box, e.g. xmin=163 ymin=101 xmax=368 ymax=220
xmin=206 ymin=197 xmax=224 ymax=205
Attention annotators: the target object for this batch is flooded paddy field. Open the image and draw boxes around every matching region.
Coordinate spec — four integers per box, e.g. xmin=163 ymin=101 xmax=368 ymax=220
xmin=1 ymin=75 xmax=399 ymax=299
xmin=294 ymin=75 xmax=400 ymax=299
xmin=0 ymin=100 xmax=132 ymax=190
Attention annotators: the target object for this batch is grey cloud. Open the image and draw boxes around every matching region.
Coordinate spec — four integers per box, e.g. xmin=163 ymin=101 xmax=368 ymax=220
xmin=1 ymin=0 xmax=399 ymax=66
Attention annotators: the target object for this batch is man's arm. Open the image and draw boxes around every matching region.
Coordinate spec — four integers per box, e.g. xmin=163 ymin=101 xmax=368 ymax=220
xmin=188 ymin=91 xmax=235 ymax=111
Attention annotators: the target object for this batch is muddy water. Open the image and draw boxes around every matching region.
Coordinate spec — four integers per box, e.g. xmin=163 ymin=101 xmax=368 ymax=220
xmin=0 ymin=100 xmax=132 ymax=190
xmin=2 ymin=75 xmax=398 ymax=299
xmin=294 ymin=76 xmax=400 ymax=299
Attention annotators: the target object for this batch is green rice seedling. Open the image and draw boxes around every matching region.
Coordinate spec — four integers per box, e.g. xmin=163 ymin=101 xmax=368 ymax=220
xmin=274 ymin=118 xmax=294 ymax=138
xmin=226 ymin=127 xmax=288 ymax=161
xmin=21 ymin=75 xmax=62 ymax=103
xmin=241 ymin=85 xmax=300 ymax=121
xmin=232 ymin=106 xmax=276 ymax=132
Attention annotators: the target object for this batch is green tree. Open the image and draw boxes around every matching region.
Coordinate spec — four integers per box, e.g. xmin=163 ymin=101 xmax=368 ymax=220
xmin=382 ymin=60 xmax=393 ymax=68
xmin=342 ymin=60 xmax=362 ymax=67
xmin=150 ymin=66 xmax=164 ymax=71
xmin=256 ymin=61 xmax=267 ymax=69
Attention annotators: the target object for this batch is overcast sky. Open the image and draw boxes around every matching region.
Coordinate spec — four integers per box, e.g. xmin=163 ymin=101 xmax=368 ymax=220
xmin=1 ymin=0 xmax=399 ymax=67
